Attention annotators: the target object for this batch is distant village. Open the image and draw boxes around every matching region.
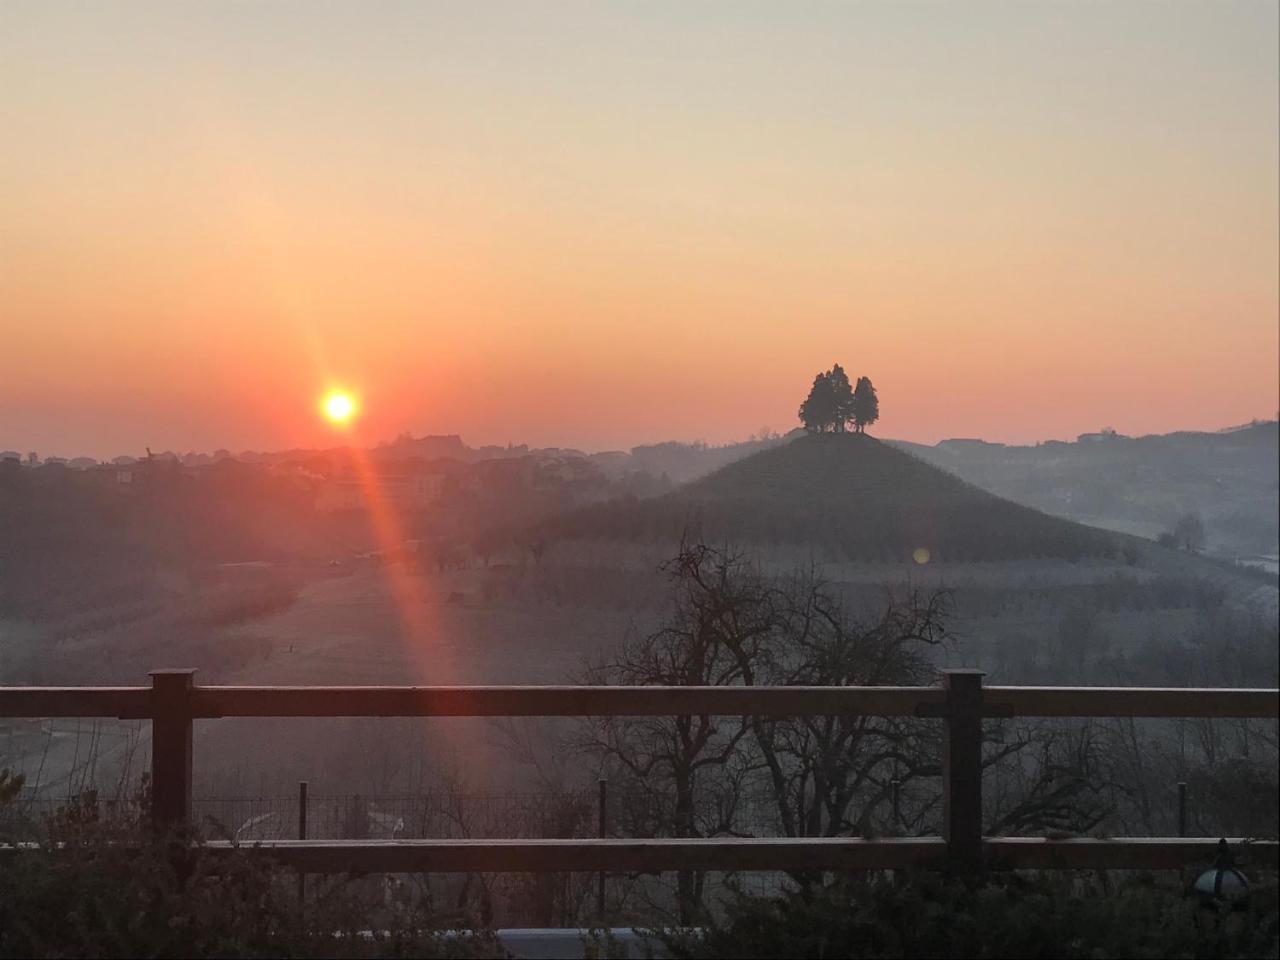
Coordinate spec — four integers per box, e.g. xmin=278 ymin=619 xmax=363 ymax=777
xmin=0 ymin=432 xmax=822 ymax=527
xmin=0 ymin=434 xmax=679 ymax=517
xmin=5 ymin=420 xmax=1275 ymax=564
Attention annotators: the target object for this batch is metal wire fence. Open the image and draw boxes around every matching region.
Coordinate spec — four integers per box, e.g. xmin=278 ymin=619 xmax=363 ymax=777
xmin=193 ymin=790 xmax=602 ymax=843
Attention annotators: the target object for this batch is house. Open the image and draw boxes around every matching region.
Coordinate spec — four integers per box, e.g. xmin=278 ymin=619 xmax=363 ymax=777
xmin=314 ymin=462 xmax=451 ymax=514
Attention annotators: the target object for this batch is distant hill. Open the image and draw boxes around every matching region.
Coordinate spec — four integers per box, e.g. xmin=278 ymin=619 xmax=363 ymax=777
xmin=887 ymin=420 xmax=1279 ymax=557
xmin=542 ymin=433 xmax=1119 ymax=563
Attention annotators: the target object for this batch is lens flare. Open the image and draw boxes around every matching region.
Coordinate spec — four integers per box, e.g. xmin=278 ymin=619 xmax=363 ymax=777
xmin=322 ymin=391 xmax=356 ymax=425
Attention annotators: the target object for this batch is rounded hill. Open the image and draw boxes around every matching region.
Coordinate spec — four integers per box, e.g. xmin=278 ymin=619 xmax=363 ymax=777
xmin=543 ymin=433 xmax=1119 ymax=563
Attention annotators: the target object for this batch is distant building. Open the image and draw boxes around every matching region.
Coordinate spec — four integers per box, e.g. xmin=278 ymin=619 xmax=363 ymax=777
xmin=1077 ymin=430 xmax=1127 ymax=443
xmin=377 ymin=434 xmax=468 ymax=461
xmin=315 ymin=463 xmax=451 ymax=513
xmin=938 ymin=438 xmax=1005 ymax=452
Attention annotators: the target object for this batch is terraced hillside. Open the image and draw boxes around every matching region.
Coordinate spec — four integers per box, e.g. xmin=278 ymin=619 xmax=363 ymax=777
xmin=544 ymin=433 xmax=1119 ymax=563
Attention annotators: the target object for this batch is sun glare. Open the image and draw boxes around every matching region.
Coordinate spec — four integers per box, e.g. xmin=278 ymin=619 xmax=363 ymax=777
xmin=322 ymin=391 xmax=357 ymax=425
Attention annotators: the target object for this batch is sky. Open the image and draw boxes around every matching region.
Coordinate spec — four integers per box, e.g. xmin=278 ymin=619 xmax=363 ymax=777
xmin=1 ymin=1 xmax=1277 ymax=458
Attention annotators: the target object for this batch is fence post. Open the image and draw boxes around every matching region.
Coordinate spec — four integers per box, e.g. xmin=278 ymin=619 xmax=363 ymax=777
xmin=1177 ymin=781 xmax=1187 ymax=838
xmin=596 ymin=778 xmax=608 ymax=919
xmin=891 ymin=779 xmax=901 ymax=834
xmin=150 ymin=669 xmax=195 ymax=831
xmin=298 ymin=781 xmax=308 ymax=905
xmin=942 ymin=669 xmax=984 ymax=872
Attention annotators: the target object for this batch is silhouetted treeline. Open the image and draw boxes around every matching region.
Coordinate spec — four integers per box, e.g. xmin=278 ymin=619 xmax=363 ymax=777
xmin=0 ymin=450 xmax=662 ymax=621
xmin=0 ymin=459 xmax=325 ymax=619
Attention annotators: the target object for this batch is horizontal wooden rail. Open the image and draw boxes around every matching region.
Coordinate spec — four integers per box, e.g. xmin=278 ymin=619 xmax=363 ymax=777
xmin=189 ymin=685 xmax=946 ymax=718
xmin=4 ymin=837 xmax=1275 ymax=874
xmin=0 ymin=686 xmax=150 ymax=719
xmin=207 ymin=837 xmax=950 ymax=873
xmin=0 ymin=684 xmax=948 ymax=719
xmin=986 ymin=686 xmax=1279 ymax=719
xmin=204 ymin=836 xmax=1280 ymax=874
xmin=984 ymin=837 xmax=1280 ymax=871
xmin=1 ymin=683 xmax=1273 ymax=720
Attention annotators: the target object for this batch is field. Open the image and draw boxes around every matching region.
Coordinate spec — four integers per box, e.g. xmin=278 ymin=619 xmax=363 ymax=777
xmin=4 ymin=525 xmax=1274 ymax=811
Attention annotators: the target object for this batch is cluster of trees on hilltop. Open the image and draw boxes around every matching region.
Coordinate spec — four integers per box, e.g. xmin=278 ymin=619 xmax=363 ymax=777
xmin=798 ymin=364 xmax=879 ymax=434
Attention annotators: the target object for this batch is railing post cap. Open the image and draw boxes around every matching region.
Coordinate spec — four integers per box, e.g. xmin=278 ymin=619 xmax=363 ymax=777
xmin=149 ymin=669 xmax=197 ymax=685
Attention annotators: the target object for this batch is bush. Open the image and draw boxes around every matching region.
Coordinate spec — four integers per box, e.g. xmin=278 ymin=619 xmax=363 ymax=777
xmin=0 ymin=791 xmax=503 ymax=959
xmin=664 ymin=871 xmax=1279 ymax=959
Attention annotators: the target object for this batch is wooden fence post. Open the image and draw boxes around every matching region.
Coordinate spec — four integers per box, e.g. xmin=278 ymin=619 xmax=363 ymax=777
xmin=150 ymin=669 xmax=195 ymax=832
xmin=942 ymin=670 xmax=984 ymax=872
xmin=596 ymin=778 xmax=608 ymax=919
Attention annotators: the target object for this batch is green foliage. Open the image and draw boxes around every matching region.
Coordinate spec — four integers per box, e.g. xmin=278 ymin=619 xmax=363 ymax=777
xmin=665 ymin=872 xmax=1280 ymax=960
xmin=0 ymin=795 xmax=504 ymax=959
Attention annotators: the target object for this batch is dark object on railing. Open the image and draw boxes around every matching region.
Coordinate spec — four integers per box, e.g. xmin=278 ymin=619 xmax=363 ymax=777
xmin=1191 ymin=839 xmax=1250 ymax=910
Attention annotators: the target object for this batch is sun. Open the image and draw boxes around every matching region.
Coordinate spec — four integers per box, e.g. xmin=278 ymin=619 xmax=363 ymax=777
xmin=321 ymin=390 xmax=357 ymax=425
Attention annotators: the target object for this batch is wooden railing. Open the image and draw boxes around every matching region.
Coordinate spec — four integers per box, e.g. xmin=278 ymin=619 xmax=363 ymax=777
xmin=2 ymin=670 xmax=1276 ymax=874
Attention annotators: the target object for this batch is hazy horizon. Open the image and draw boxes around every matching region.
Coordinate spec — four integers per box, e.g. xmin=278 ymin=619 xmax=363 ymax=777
xmin=3 ymin=1 xmax=1277 ymax=458
xmin=7 ymin=411 xmax=1277 ymax=464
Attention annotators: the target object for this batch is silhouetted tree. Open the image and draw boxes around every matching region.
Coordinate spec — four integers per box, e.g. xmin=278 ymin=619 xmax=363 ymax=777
xmin=827 ymin=364 xmax=854 ymax=433
xmin=1171 ymin=512 xmax=1206 ymax=553
xmin=852 ymin=376 xmax=879 ymax=434
xmin=798 ymin=373 xmax=838 ymax=434
xmin=581 ymin=540 xmax=955 ymax=911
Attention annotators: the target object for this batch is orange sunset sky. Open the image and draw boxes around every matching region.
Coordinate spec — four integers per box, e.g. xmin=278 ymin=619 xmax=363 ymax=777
xmin=2 ymin=2 xmax=1277 ymax=458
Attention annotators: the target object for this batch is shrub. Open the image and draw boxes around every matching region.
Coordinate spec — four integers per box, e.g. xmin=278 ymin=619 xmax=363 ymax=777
xmin=663 ymin=871 xmax=1279 ymax=959
xmin=0 ymin=791 xmax=503 ymax=959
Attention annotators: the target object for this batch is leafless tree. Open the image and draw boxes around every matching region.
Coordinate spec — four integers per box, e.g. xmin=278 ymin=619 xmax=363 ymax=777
xmin=579 ymin=541 xmax=956 ymax=914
